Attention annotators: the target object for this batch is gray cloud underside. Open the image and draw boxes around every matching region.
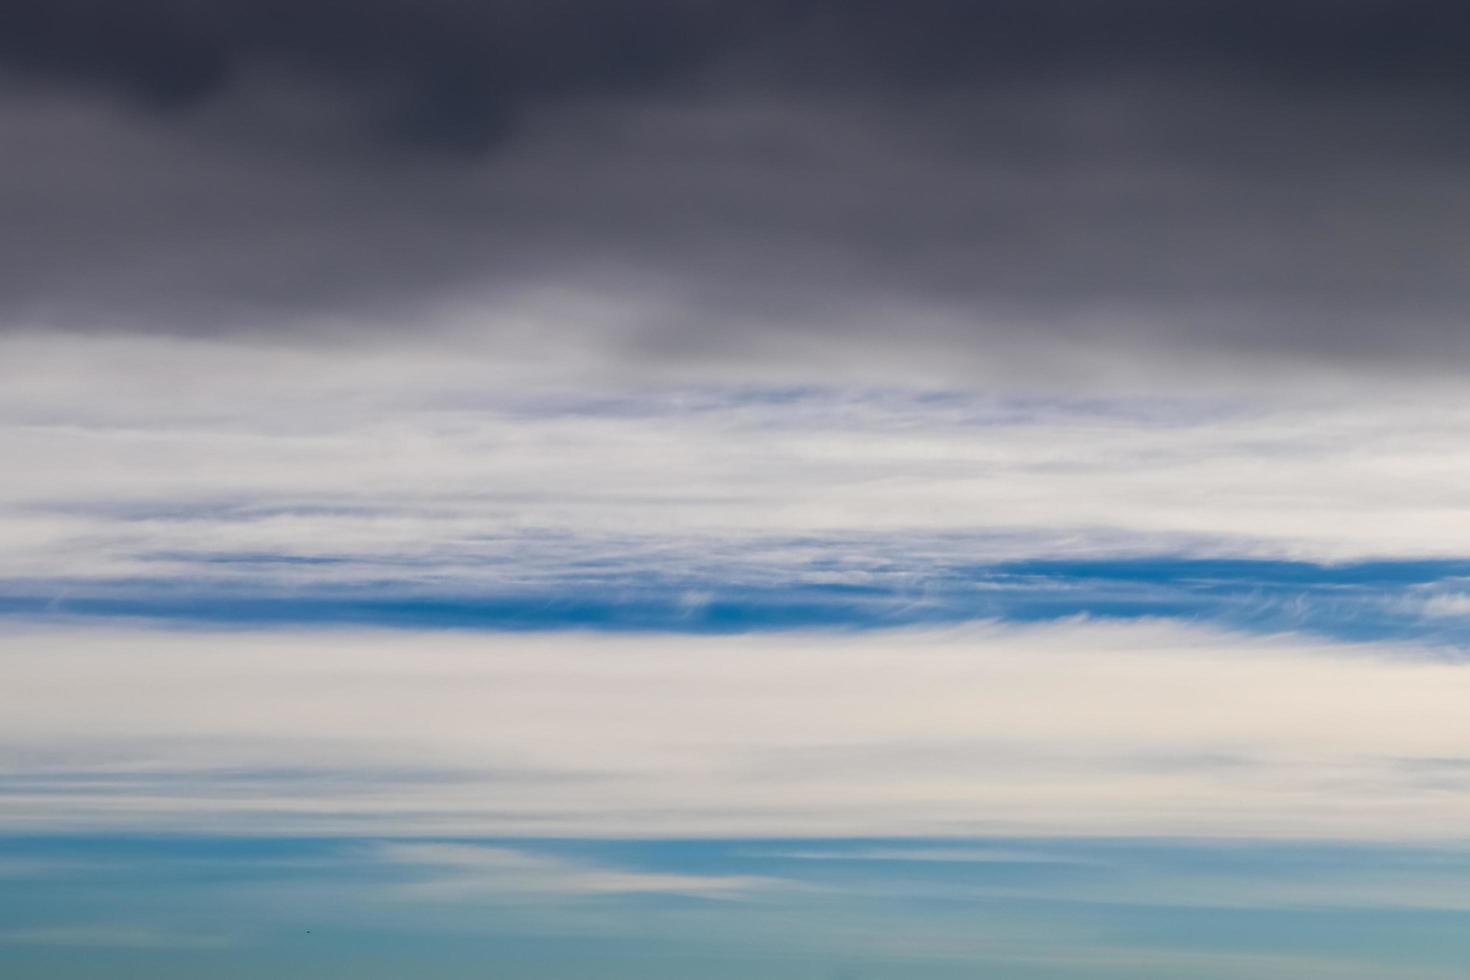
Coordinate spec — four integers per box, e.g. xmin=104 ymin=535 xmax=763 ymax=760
xmin=2 ymin=0 xmax=1469 ymax=383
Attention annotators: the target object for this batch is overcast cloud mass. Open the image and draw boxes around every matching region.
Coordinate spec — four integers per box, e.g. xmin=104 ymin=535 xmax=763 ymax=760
xmin=1 ymin=0 xmax=1468 ymax=383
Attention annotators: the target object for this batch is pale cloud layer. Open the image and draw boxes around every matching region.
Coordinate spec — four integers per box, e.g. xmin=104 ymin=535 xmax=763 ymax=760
xmin=4 ymin=620 xmax=1470 ymax=840
xmin=2 ymin=334 xmax=1470 ymax=615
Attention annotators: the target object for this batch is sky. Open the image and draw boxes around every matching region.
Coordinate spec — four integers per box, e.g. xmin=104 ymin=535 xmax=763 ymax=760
xmin=3 ymin=2 xmax=1470 ymax=978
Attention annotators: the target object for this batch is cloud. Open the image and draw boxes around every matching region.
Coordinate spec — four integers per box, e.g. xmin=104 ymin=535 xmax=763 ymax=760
xmin=6 ymin=1 xmax=1469 ymax=145
xmin=1 ymin=2 xmax=1469 ymax=385
xmin=0 ymin=0 xmax=785 ymax=144
xmin=1419 ymin=592 xmax=1470 ymax=619
xmin=5 ymin=620 xmax=1470 ymax=840
xmin=744 ymin=846 xmax=1093 ymax=865
xmin=375 ymin=842 xmax=778 ymax=899
xmin=3 ymin=343 xmax=1470 ymax=624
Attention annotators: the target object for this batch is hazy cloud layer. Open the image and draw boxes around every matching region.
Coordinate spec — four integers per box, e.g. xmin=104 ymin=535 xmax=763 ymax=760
xmin=6 ymin=621 xmax=1470 ymax=839
xmin=2 ymin=1 xmax=1469 ymax=384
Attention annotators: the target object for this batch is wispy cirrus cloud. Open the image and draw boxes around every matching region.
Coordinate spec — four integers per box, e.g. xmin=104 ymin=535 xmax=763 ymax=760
xmin=3 ymin=336 xmax=1470 ymax=643
xmin=376 ymin=842 xmax=780 ymax=900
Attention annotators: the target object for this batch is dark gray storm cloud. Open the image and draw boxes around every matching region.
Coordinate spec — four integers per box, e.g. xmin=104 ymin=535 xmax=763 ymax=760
xmin=7 ymin=1 xmax=1470 ymax=147
xmin=2 ymin=0 xmax=1469 ymax=382
xmin=0 ymin=0 xmax=796 ymax=148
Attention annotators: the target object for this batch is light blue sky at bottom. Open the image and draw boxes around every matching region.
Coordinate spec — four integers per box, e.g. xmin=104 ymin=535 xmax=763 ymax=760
xmin=3 ymin=835 xmax=1470 ymax=980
